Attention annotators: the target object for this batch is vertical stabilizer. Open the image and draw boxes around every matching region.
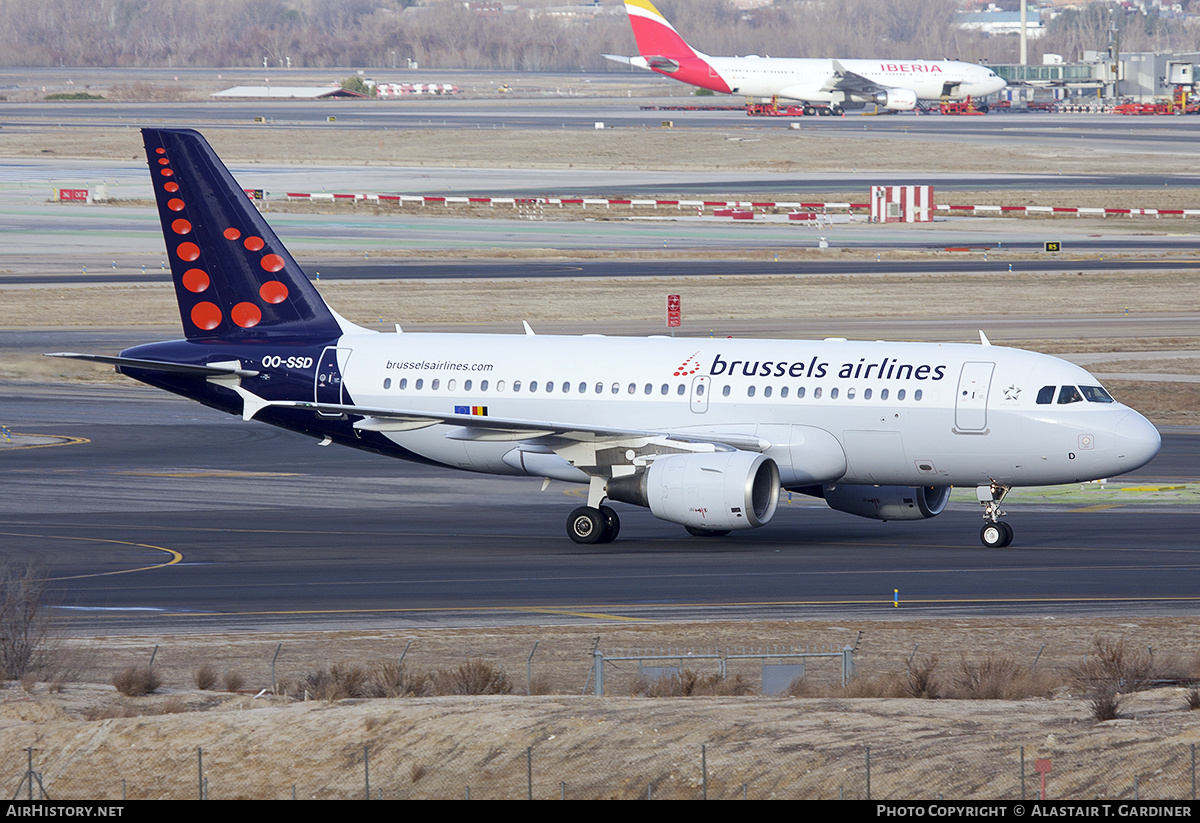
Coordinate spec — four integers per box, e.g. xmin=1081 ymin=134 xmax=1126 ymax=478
xmin=142 ymin=128 xmax=345 ymax=342
xmin=625 ymin=0 xmax=701 ymax=59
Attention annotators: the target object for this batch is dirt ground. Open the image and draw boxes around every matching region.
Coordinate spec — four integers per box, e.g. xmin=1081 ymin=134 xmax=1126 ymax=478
xmin=2 ymin=617 xmax=1199 ymax=800
xmin=4 ymin=121 xmax=1198 ymax=180
xmin=3 ymin=125 xmax=1199 ymax=801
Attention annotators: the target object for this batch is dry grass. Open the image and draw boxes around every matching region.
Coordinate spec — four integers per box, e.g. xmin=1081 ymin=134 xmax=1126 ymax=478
xmin=3 ymin=125 xmax=1196 ymax=180
xmin=111 ymin=665 xmax=161 ymax=697
xmin=0 ymin=619 xmax=1197 ymax=799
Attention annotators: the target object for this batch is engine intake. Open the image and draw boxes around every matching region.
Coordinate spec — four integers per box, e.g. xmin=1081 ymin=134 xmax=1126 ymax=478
xmin=608 ymin=451 xmax=780 ymax=531
xmin=822 ymin=484 xmax=950 ymax=521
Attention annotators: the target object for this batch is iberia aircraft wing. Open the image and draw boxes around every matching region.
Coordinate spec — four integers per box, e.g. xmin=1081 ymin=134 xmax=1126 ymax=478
xmin=270 ymin=399 xmax=768 ymax=452
xmin=820 ymin=59 xmax=885 ymax=98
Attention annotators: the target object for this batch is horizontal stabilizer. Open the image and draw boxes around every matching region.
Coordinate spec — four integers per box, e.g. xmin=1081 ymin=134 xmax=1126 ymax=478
xmin=602 ymin=53 xmax=633 ymax=65
xmin=45 ymin=352 xmax=259 ymax=378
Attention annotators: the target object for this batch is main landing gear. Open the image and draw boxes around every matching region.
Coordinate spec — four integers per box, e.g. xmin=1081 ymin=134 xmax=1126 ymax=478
xmin=567 ymin=505 xmax=620 ymax=544
xmin=566 ymin=477 xmax=621 ymax=544
xmin=976 ymin=481 xmax=1013 ymax=548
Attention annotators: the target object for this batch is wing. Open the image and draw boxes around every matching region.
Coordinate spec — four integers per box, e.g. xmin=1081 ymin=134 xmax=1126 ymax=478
xmin=270 ymin=398 xmax=768 ymax=453
xmin=819 ymin=59 xmax=885 ymax=97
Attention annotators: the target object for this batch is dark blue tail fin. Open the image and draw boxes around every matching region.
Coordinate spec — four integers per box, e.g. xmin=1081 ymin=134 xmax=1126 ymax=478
xmin=143 ymin=128 xmax=345 ymax=341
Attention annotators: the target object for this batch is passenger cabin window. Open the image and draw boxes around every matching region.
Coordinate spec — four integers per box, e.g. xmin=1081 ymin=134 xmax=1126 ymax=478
xmin=1036 ymin=386 xmax=1055 ymax=404
xmin=1057 ymin=385 xmax=1083 ymax=404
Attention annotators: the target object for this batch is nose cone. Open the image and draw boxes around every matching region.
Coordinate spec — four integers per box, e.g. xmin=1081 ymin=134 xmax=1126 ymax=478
xmin=1116 ymin=411 xmax=1161 ymax=473
xmin=979 ymin=74 xmax=1006 ymax=95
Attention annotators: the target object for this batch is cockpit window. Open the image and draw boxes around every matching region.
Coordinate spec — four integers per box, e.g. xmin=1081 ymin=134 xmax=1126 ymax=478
xmin=1080 ymin=385 xmax=1114 ymax=403
xmin=1057 ymin=385 xmax=1084 ymax=404
xmin=1036 ymin=386 xmax=1055 ymax=405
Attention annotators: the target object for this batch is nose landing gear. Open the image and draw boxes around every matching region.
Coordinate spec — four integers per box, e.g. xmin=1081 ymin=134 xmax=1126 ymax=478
xmin=977 ymin=482 xmax=1013 ymax=548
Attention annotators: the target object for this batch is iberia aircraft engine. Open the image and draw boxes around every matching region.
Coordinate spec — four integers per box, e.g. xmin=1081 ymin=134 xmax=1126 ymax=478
xmin=821 ymin=484 xmax=951 ymax=521
xmin=607 ymin=451 xmax=780 ymax=532
xmin=873 ymin=87 xmax=918 ymax=110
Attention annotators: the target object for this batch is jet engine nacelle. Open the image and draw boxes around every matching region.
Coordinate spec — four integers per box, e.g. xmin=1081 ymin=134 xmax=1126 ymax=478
xmin=608 ymin=451 xmax=780 ymax=531
xmin=874 ymin=87 xmax=918 ymax=110
xmin=822 ymin=484 xmax=950 ymax=521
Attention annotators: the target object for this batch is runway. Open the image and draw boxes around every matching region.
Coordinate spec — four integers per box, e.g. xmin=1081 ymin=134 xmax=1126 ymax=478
xmin=2 ymin=385 xmax=1198 ymax=632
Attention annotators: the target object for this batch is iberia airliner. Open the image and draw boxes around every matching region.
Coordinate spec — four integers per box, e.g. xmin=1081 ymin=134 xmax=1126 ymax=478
xmin=607 ymin=0 xmax=1006 ymax=113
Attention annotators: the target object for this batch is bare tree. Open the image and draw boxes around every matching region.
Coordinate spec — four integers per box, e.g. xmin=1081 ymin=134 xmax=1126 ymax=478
xmin=0 ymin=563 xmax=54 ymax=681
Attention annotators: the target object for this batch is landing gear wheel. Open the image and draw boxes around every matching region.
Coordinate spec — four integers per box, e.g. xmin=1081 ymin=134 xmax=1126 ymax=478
xmin=803 ymin=105 xmax=816 ymax=116
xmin=831 ymin=104 xmax=844 ymax=116
xmin=598 ymin=505 xmax=620 ymax=544
xmin=980 ymin=521 xmax=1014 ymax=549
xmin=567 ymin=506 xmax=604 ymax=544
xmin=685 ymin=526 xmax=731 ymax=538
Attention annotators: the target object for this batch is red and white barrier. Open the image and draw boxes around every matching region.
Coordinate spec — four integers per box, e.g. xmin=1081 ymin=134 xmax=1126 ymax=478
xmin=871 ymin=185 xmax=934 ymax=223
xmin=278 ymin=191 xmax=1199 ymax=218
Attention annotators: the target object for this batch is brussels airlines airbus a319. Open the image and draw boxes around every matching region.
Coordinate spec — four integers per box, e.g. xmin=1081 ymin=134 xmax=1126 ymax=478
xmin=52 ymin=129 xmax=1158 ymax=548
xmin=607 ymin=0 xmax=1006 ymax=113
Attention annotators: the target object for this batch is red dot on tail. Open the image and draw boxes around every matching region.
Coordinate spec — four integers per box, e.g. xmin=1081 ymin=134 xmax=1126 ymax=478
xmin=243 ymin=236 xmax=264 ymax=251
xmin=156 ymin=148 xmax=166 ymax=154
xmin=160 ymin=168 xmax=174 ymax=177
xmin=172 ymin=219 xmax=192 ymax=235
xmin=182 ymin=269 xmax=209 ymax=293
xmin=231 ymin=302 xmax=262 ymax=328
xmin=164 ymin=182 xmax=179 ymax=192
xmin=223 ymin=227 xmax=241 ymax=241
xmin=176 ymin=242 xmax=200 ymax=261
xmin=167 ymin=198 xmax=185 ymax=211
xmin=158 ymin=158 xmax=169 ymax=166
xmin=260 ymin=254 xmax=284 ymax=273
xmin=260 ymin=280 xmax=288 ymax=304
xmin=191 ymin=302 xmax=222 ymax=330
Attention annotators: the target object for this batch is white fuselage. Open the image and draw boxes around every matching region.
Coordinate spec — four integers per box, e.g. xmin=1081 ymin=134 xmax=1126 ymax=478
xmin=706 ymin=56 xmax=1004 ymax=103
xmin=321 ymin=332 xmax=1159 ymax=489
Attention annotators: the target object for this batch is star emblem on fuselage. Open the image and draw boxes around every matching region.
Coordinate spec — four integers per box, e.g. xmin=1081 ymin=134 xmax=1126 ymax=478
xmin=1003 ymin=384 xmax=1021 ymax=401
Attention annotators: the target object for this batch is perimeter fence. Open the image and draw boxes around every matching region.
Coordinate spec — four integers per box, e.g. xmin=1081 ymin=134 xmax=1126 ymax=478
xmin=7 ymin=741 xmax=1198 ymax=801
